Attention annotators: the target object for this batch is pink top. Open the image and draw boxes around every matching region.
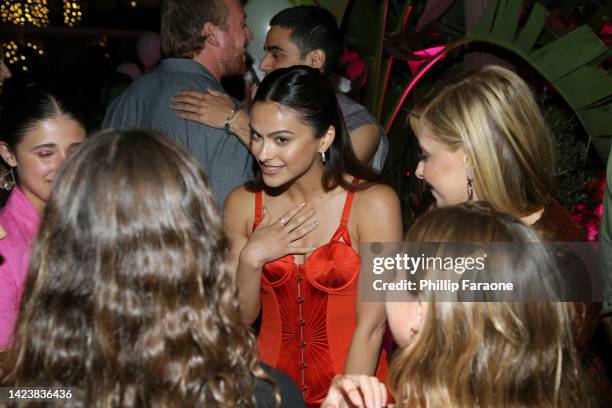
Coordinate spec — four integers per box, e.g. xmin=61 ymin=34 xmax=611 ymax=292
xmin=0 ymin=186 xmax=40 ymax=348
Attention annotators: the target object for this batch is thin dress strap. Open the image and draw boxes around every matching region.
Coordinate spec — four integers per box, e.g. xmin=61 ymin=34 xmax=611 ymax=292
xmin=252 ymin=191 xmax=263 ymax=231
xmin=333 ymin=178 xmax=360 ymax=245
xmin=339 ymin=191 xmax=356 ymax=227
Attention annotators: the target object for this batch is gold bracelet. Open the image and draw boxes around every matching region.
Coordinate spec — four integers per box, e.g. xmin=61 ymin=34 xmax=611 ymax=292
xmin=224 ymin=104 xmax=240 ymax=134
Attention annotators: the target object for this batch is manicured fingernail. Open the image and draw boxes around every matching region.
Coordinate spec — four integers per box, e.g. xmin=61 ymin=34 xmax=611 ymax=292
xmin=300 ymin=202 xmax=306 ymax=207
xmin=314 ymin=220 xmax=319 ymax=224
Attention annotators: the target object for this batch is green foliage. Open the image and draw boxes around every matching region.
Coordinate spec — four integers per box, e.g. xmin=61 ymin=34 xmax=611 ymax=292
xmin=539 ymin=90 xmax=602 ymax=210
xmin=341 ymin=0 xmax=611 ymax=228
xmin=465 ymin=0 xmax=612 ymax=159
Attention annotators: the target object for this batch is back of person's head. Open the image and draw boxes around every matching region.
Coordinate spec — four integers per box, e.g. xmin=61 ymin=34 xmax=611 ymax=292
xmin=411 ymin=65 xmax=555 ymax=218
xmin=161 ymin=0 xmax=228 ymax=58
xmin=388 ymin=202 xmax=592 ymax=408
xmin=253 ymin=65 xmax=378 ymax=191
xmin=2 ymin=129 xmax=261 ymax=406
xmin=270 ymin=6 xmax=342 ymax=75
xmin=98 ymin=72 xmax=133 ymax=114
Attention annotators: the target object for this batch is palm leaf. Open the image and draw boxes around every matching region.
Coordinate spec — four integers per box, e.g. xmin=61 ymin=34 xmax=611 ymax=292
xmin=416 ymin=0 xmax=458 ymax=32
xmin=383 ymin=0 xmax=612 ymax=160
xmin=466 ymin=0 xmax=612 ymax=159
xmin=372 ymin=0 xmax=414 ymax=119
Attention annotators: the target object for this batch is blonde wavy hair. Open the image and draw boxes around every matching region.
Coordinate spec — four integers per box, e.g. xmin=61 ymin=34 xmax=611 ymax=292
xmin=388 ymin=202 xmax=592 ymax=407
xmin=411 ymin=65 xmax=555 ymax=218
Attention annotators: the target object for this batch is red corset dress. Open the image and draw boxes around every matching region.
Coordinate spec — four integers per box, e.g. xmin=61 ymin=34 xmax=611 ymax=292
xmin=252 ymin=189 xmax=388 ymax=406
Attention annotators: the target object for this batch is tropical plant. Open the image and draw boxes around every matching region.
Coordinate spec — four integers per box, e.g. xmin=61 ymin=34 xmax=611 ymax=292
xmin=279 ymin=1 xmax=611 ymax=228
xmin=339 ymin=0 xmax=611 ymax=227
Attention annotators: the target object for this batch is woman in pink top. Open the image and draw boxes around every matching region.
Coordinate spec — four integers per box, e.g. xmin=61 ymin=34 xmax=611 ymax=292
xmin=0 ymin=86 xmax=86 ymax=348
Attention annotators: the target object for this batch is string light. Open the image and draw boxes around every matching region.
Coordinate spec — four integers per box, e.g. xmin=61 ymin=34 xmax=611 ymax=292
xmin=1 ymin=0 xmax=50 ymax=27
xmin=63 ymin=1 xmax=81 ymax=27
xmin=2 ymin=40 xmax=45 ymax=73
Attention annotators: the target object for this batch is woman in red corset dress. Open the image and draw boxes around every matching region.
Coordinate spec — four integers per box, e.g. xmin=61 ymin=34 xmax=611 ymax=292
xmin=223 ymin=66 xmax=402 ymax=406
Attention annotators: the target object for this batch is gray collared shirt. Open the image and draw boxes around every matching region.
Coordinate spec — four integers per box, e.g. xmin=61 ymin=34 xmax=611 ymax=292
xmin=103 ymin=58 xmax=253 ymax=208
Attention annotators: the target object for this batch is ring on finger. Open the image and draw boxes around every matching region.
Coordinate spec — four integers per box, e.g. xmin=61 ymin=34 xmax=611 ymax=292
xmin=279 ymin=218 xmax=287 ymax=225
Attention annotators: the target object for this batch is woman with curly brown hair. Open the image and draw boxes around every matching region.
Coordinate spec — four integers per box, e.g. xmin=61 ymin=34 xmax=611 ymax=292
xmin=0 ymin=129 xmax=303 ymax=407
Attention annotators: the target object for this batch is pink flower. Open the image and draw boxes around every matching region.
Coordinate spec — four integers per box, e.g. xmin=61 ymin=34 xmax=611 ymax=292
xmin=586 ymin=174 xmax=606 ymax=200
xmin=340 ymin=49 xmax=367 ymax=87
xmin=586 ymin=220 xmax=599 ymax=242
xmin=571 ymin=173 xmax=606 ymax=241
xmin=339 ymin=50 xmax=360 ymax=64
xmin=600 ymin=22 xmax=612 ymax=45
xmin=407 ymin=46 xmax=446 ymax=75
xmin=571 ymin=212 xmax=584 ymax=224
xmin=346 ymin=60 xmax=366 ymax=83
xmin=595 ymin=203 xmax=604 ymax=218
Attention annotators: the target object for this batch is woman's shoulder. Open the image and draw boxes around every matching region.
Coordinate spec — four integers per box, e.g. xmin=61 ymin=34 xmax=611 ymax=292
xmin=223 ymin=185 xmax=260 ymax=234
xmin=226 ymin=184 xmax=254 ymax=202
xmin=352 ymin=183 xmax=400 ymax=213
xmin=224 ymin=185 xmax=257 ymax=214
xmin=349 ymin=183 xmax=402 ymax=240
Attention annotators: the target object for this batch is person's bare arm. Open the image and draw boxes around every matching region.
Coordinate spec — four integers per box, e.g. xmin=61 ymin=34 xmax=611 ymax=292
xmin=349 ymin=124 xmax=381 ymax=166
xmin=344 ymin=185 xmax=403 ymax=375
xmin=0 ymin=225 xmax=5 ymax=239
xmin=223 ymin=188 xmax=259 ymax=323
xmin=172 ymin=89 xmax=251 ymax=147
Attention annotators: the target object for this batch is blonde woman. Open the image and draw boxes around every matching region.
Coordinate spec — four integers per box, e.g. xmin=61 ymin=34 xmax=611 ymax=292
xmin=412 ymin=66 xmax=560 ymax=221
xmin=323 ymin=203 xmax=593 ymax=408
xmin=408 ymin=65 xmax=601 ymax=348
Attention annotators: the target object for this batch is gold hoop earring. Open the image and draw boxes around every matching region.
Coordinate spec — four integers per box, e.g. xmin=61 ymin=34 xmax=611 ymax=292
xmin=0 ymin=167 xmax=15 ymax=190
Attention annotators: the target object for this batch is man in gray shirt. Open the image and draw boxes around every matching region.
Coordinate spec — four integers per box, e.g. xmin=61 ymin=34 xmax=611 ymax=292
xmin=171 ymin=5 xmax=388 ymax=172
xmin=103 ymin=0 xmax=253 ymax=207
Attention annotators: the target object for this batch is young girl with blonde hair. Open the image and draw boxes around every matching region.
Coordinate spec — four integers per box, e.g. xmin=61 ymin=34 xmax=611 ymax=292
xmin=323 ymin=203 xmax=593 ymax=408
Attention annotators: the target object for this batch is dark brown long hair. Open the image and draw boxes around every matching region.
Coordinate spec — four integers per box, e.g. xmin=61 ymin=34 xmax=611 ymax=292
xmin=1 ymin=129 xmax=264 ymax=407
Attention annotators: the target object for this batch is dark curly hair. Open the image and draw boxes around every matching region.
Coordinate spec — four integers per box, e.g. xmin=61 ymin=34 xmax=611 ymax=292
xmin=1 ymin=129 xmax=266 ymax=407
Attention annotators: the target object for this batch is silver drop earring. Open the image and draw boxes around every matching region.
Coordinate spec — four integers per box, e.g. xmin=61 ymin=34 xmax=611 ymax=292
xmin=320 ymin=151 xmax=326 ymax=163
xmin=0 ymin=167 xmax=15 ymax=191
